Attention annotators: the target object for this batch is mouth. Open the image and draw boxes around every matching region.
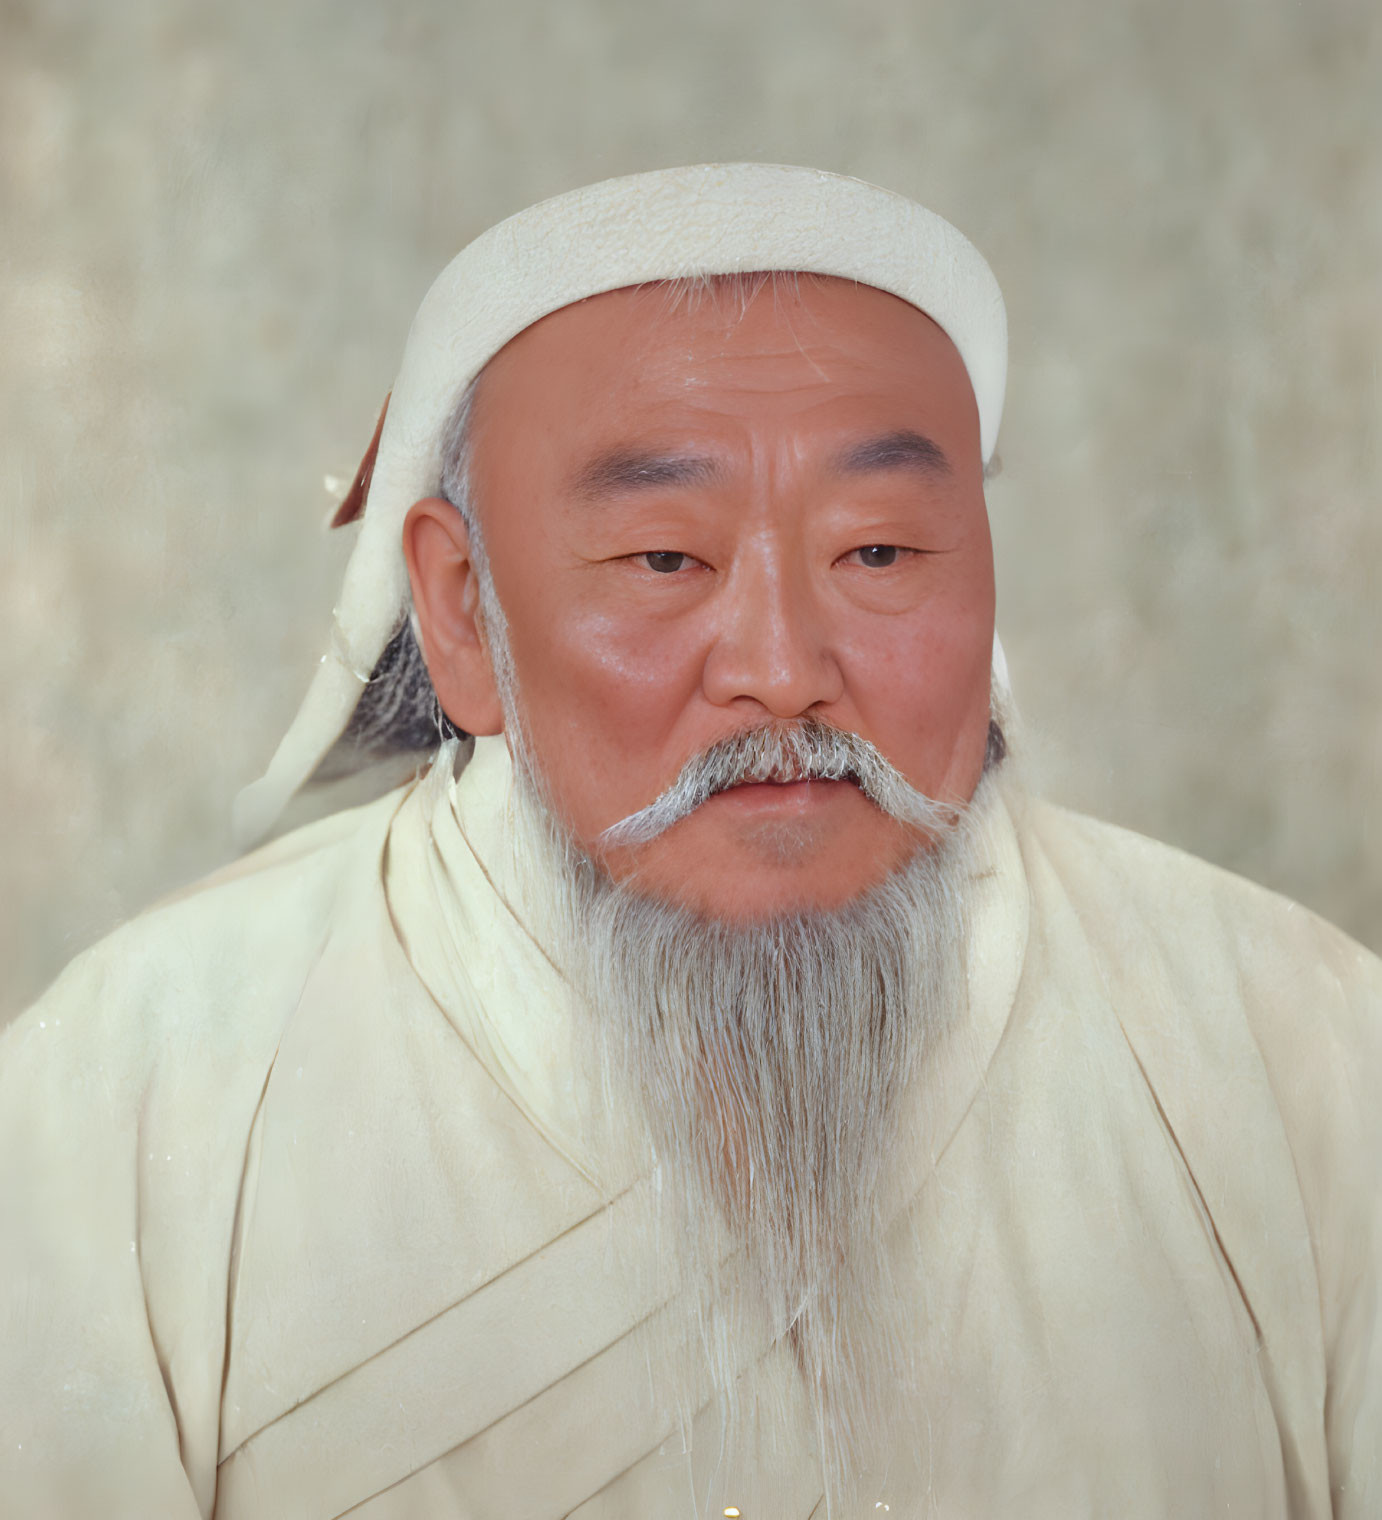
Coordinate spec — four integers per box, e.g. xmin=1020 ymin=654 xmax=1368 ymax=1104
xmin=717 ymin=765 xmax=863 ymax=796
xmin=709 ymin=774 xmax=864 ymax=812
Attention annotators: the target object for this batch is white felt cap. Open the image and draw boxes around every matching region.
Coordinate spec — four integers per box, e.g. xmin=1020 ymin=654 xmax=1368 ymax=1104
xmin=234 ymin=162 xmax=1008 ymax=846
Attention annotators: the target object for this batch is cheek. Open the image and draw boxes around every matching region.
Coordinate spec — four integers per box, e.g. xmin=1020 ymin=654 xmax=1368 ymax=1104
xmin=842 ymin=589 xmax=995 ymax=769
xmin=503 ymin=598 xmax=709 ymax=768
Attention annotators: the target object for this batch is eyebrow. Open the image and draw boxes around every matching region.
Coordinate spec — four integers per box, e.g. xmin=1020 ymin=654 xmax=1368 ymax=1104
xmin=834 ymin=429 xmax=952 ymax=479
xmin=569 ymin=429 xmax=951 ymax=502
xmin=571 ymin=449 xmax=723 ymax=500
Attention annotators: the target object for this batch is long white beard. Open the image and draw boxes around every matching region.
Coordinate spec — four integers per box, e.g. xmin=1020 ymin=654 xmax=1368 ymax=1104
xmin=503 ymin=749 xmax=992 ymax=1509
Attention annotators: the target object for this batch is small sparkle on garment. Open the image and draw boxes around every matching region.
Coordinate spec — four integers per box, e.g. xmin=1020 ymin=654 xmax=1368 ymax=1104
xmin=38 ymin=1021 xmax=45 ymax=1029
xmin=723 ymin=1510 xmax=741 ymax=1518
xmin=296 ymin=1067 xmax=303 ymax=1078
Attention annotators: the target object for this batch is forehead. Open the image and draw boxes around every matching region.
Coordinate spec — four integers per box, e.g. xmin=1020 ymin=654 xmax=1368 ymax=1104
xmin=465 ymin=274 xmax=981 ymax=454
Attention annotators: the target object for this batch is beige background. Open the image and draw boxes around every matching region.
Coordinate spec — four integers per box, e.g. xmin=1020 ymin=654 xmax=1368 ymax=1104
xmin=3 ymin=0 xmax=1379 ymax=1023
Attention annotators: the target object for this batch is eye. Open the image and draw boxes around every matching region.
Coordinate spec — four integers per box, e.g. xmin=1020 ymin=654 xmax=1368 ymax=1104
xmin=851 ymin=544 xmax=901 ymax=568
xmin=641 ymin=551 xmax=687 ymax=573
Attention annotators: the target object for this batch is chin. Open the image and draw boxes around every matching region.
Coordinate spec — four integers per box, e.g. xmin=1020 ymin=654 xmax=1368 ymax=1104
xmin=671 ymin=870 xmax=901 ymax=923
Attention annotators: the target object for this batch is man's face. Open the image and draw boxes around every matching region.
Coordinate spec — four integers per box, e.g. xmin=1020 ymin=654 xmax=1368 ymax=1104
xmin=419 ymin=275 xmax=995 ymax=919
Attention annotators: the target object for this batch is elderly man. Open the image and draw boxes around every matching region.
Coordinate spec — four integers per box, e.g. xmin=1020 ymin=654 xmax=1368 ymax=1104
xmin=2 ymin=164 xmax=1378 ymax=1519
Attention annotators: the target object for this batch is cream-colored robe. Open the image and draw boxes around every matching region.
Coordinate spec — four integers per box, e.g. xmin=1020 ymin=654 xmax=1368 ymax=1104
xmin=2 ymin=740 xmax=1378 ymax=1518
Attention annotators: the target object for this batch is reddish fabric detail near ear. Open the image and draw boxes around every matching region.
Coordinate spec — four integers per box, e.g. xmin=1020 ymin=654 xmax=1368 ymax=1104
xmin=331 ymin=393 xmax=392 ymax=528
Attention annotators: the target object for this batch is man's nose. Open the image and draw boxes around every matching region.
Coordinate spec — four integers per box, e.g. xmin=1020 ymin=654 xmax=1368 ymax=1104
xmin=700 ymin=554 xmax=846 ymax=718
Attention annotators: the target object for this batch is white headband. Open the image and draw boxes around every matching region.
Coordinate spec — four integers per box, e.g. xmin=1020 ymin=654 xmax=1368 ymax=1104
xmin=234 ymin=163 xmax=1009 ymax=845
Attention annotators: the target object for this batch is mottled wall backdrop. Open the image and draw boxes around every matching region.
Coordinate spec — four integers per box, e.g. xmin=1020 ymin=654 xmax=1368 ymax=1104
xmin=3 ymin=0 xmax=1379 ymax=1020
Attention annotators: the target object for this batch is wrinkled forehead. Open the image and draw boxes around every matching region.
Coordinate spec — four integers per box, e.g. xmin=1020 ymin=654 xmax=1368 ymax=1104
xmin=462 ymin=272 xmax=982 ymax=478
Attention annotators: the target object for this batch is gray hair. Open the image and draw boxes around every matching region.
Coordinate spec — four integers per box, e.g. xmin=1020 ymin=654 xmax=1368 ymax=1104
xmin=512 ymin=734 xmax=991 ymax=1506
xmin=599 ymin=716 xmax=960 ymax=850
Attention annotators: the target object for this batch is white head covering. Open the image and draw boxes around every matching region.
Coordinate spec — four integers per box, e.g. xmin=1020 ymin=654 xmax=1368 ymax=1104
xmin=234 ymin=163 xmax=1009 ymax=846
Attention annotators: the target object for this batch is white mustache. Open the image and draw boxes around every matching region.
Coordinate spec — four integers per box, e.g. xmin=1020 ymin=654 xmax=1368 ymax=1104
xmin=597 ymin=718 xmax=960 ymax=849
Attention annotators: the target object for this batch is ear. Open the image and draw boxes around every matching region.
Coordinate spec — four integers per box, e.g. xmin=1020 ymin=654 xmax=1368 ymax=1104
xmin=402 ymin=497 xmax=505 ymax=737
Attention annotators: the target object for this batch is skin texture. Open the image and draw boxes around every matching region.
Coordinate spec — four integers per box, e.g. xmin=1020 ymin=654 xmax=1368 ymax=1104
xmin=403 ymin=276 xmax=995 ymax=919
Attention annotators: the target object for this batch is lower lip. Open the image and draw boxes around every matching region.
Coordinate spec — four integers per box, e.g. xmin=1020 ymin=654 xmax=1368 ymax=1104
xmin=707 ymin=778 xmax=859 ymax=813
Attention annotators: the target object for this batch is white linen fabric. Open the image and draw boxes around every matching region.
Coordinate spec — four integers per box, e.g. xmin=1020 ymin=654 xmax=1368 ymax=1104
xmin=232 ymin=163 xmax=1009 ymax=847
xmin=3 ymin=743 xmax=1379 ymax=1517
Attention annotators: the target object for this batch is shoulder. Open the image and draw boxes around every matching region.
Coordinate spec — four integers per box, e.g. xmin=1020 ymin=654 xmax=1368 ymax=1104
xmin=0 ymin=790 xmax=415 ymax=1513
xmin=0 ymin=783 xmax=417 ymax=1331
xmin=2 ymin=786 xmax=414 ymax=1098
xmin=1020 ymin=795 xmax=1381 ymax=1017
xmin=1018 ymin=796 xmax=1381 ymax=1291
